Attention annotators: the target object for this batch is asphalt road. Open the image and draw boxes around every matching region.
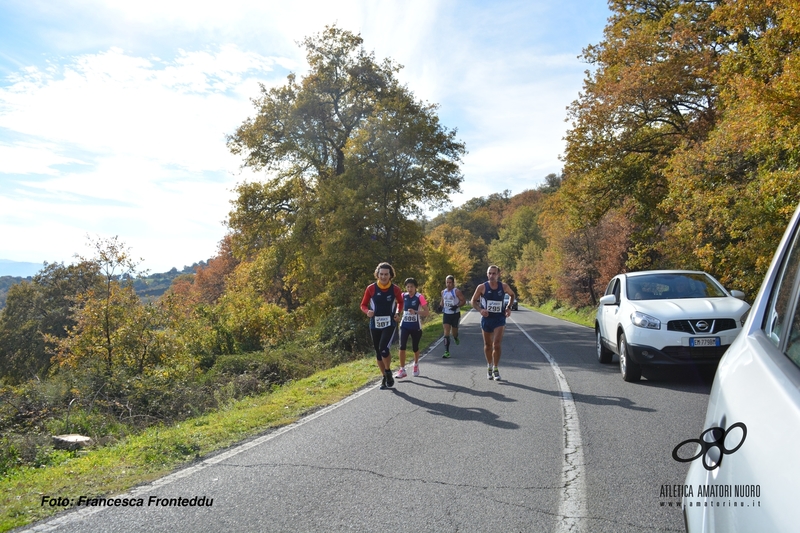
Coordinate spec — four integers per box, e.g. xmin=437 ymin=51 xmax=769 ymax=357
xmin=22 ymin=308 xmax=711 ymax=533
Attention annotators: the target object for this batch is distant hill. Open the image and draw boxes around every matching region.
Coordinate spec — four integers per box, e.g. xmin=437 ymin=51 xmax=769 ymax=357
xmin=132 ymin=263 xmax=205 ymax=302
xmin=0 ymin=259 xmax=44 ymax=277
xmin=0 ymin=262 xmax=207 ymax=310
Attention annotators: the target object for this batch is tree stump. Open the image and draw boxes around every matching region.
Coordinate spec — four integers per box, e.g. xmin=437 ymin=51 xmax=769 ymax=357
xmin=52 ymin=434 xmax=94 ymax=451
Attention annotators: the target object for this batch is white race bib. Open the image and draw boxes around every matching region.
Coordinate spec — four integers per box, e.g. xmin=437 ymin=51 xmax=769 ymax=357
xmin=403 ymin=311 xmax=418 ymax=322
xmin=486 ymin=300 xmax=502 ymax=313
xmin=443 ymin=296 xmax=455 ymax=307
xmin=374 ymin=316 xmax=391 ymax=328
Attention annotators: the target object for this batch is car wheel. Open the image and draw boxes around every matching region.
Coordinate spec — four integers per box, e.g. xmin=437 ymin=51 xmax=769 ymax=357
xmin=619 ymin=332 xmax=642 ymax=382
xmin=596 ymin=329 xmax=613 ymax=364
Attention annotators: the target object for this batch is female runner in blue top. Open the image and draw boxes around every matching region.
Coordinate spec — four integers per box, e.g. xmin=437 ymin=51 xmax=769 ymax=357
xmin=396 ymin=278 xmax=429 ymax=378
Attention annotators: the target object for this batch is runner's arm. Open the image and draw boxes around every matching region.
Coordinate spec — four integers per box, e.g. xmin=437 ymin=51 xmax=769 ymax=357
xmin=455 ymin=289 xmax=466 ymax=307
xmin=470 ymin=284 xmax=484 ymax=312
xmin=360 ymin=286 xmax=375 ymax=315
xmin=394 ymin=285 xmax=404 ymax=316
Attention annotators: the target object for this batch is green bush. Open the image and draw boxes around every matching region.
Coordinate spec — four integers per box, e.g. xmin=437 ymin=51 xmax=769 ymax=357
xmin=0 ymin=434 xmax=71 ymax=476
xmin=44 ymin=408 xmax=126 ymax=439
xmin=314 ymin=306 xmax=371 ymax=355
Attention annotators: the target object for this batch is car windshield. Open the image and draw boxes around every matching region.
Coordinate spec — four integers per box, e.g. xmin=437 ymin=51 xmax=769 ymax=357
xmin=626 ymin=273 xmax=727 ymax=300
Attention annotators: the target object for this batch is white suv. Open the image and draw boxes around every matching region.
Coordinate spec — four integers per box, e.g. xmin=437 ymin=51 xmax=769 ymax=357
xmin=596 ymin=270 xmax=750 ymax=382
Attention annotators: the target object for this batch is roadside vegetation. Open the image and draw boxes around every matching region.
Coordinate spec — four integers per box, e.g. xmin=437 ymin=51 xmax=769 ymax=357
xmin=0 ymin=318 xmax=443 ymax=532
xmin=3 ymin=3 xmax=800 ymax=529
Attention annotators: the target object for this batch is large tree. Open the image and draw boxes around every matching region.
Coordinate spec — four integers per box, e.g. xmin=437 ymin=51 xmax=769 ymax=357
xmin=227 ymin=26 xmax=464 ymax=315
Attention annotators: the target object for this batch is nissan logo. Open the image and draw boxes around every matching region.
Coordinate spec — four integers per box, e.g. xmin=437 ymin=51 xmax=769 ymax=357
xmin=695 ymin=320 xmax=710 ymax=332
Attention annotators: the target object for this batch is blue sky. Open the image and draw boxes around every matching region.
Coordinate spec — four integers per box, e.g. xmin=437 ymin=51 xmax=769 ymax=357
xmin=0 ymin=0 xmax=609 ymax=273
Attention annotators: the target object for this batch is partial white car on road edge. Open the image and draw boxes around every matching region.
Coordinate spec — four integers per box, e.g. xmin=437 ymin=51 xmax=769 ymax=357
xmin=682 ymin=202 xmax=800 ymax=531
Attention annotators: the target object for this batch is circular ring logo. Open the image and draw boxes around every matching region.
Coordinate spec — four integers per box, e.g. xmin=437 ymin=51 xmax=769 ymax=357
xmin=672 ymin=422 xmax=747 ymax=471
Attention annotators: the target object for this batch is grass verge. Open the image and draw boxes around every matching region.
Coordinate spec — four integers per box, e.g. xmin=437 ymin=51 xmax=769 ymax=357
xmin=523 ymin=300 xmax=596 ymax=328
xmin=1 ymin=317 xmax=444 ymax=532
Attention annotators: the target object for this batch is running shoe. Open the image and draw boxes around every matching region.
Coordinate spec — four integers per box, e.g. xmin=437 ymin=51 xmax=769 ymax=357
xmin=395 ymin=367 xmax=407 ymax=379
xmin=454 ymin=336 xmax=460 ymax=345
xmin=385 ymin=369 xmax=395 ymax=387
xmin=380 ymin=375 xmax=388 ymax=390
xmin=487 ymin=367 xmax=493 ymax=379
xmin=413 ymin=364 xmax=420 ymax=377
xmin=442 ymin=351 xmax=450 ymax=358
xmin=493 ymin=367 xmax=501 ymax=381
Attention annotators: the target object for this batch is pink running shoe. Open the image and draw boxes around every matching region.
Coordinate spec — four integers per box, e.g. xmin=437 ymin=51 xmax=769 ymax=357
xmin=395 ymin=367 xmax=407 ymax=379
xmin=412 ymin=364 xmax=420 ymax=377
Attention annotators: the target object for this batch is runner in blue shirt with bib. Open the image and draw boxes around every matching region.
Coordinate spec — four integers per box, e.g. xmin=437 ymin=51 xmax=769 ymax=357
xmin=395 ymin=278 xmax=429 ymax=378
xmin=471 ymin=265 xmax=515 ymax=381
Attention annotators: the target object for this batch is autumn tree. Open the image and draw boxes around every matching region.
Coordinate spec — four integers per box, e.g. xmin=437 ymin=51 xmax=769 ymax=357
xmin=191 ymin=236 xmax=239 ymax=305
xmin=423 ymin=223 xmax=487 ymax=301
xmin=487 ymin=205 xmax=545 ymax=280
xmin=661 ymin=0 xmax=800 ymax=296
xmin=562 ymin=0 xmax=725 ymax=269
xmin=168 ymin=235 xmax=239 ymax=311
xmin=556 ymin=210 xmax=634 ymax=306
xmin=227 ymin=26 xmax=464 ymax=322
xmin=428 ymin=192 xmax=511 ymax=245
xmin=49 ymin=238 xmax=191 ymax=388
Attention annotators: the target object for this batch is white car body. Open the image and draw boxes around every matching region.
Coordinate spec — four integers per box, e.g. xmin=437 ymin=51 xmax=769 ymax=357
xmin=683 ymin=202 xmax=800 ymax=531
xmin=595 ymin=270 xmax=750 ymax=382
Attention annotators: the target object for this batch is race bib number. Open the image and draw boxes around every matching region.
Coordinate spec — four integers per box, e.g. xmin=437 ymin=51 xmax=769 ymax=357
xmin=443 ymin=296 xmax=455 ymax=308
xmin=486 ymin=300 xmax=503 ymax=313
xmin=374 ymin=316 xmax=391 ymax=328
xmin=403 ymin=311 xmax=418 ymax=323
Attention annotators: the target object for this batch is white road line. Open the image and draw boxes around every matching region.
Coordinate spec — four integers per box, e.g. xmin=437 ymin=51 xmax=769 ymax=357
xmin=512 ymin=317 xmax=588 ymax=533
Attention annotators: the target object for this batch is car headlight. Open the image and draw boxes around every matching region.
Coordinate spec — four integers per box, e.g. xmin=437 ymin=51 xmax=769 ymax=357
xmin=740 ymin=308 xmax=750 ymax=327
xmin=631 ymin=311 xmax=661 ymax=329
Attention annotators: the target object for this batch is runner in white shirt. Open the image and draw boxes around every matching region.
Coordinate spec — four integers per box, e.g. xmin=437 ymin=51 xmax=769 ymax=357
xmin=440 ymin=275 xmax=466 ymax=358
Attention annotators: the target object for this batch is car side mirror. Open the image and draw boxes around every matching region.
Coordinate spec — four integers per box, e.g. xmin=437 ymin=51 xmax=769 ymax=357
xmin=730 ymin=290 xmax=746 ymax=300
xmin=599 ymin=294 xmax=618 ymax=306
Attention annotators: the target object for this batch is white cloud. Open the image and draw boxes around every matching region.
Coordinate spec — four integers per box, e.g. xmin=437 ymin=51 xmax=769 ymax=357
xmin=0 ymin=46 xmax=285 ymax=172
xmin=0 ymin=141 xmax=86 ymax=174
xmin=0 ymin=0 xmax=607 ymax=270
xmin=0 ymin=44 xmax=286 ymax=270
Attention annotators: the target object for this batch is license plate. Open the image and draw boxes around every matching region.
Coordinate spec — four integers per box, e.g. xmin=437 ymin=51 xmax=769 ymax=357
xmin=690 ymin=337 xmax=720 ymax=347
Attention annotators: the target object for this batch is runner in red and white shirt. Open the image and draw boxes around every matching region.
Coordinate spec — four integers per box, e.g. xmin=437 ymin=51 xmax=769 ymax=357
xmin=360 ymin=262 xmax=404 ymax=389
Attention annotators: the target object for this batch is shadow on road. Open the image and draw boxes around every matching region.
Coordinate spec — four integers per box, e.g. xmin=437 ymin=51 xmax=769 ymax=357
xmin=389 ymin=383 xmax=520 ymax=430
xmin=399 ymin=376 xmax=516 ymax=402
xmin=498 ymin=380 xmax=657 ymax=413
